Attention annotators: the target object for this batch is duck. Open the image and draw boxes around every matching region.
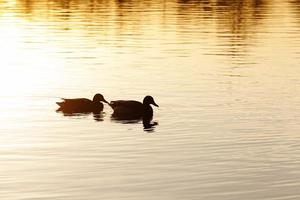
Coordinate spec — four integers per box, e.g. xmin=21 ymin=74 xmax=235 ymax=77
xmin=110 ymin=95 xmax=159 ymax=120
xmin=56 ymin=93 xmax=108 ymax=113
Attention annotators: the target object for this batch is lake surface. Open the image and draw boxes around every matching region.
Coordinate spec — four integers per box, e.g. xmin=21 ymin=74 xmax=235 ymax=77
xmin=1 ymin=0 xmax=300 ymax=199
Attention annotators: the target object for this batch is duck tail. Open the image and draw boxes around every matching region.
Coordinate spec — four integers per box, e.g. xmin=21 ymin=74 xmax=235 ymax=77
xmin=108 ymin=101 xmax=116 ymax=109
xmin=56 ymin=102 xmax=64 ymax=107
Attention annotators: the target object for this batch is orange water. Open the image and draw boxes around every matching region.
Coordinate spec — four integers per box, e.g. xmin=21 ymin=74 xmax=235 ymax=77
xmin=0 ymin=0 xmax=300 ymax=199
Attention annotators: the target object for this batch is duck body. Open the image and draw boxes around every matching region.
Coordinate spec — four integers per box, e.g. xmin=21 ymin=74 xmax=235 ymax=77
xmin=56 ymin=93 xmax=108 ymax=113
xmin=110 ymin=96 xmax=158 ymax=120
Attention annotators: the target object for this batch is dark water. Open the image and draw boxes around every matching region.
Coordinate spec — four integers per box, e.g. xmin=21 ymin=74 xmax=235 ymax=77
xmin=0 ymin=0 xmax=300 ymax=199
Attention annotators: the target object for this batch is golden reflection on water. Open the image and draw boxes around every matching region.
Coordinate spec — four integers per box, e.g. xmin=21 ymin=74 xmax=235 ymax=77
xmin=1 ymin=0 xmax=300 ymax=199
xmin=0 ymin=0 xmax=298 ymax=97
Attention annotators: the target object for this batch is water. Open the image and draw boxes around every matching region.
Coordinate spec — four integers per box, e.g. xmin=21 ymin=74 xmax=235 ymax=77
xmin=1 ymin=0 xmax=300 ymax=199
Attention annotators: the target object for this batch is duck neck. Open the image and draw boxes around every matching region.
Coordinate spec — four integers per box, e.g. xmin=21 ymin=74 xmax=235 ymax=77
xmin=143 ymin=104 xmax=153 ymax=119
xmin=92 ymin=99 xmax=101 ymax=105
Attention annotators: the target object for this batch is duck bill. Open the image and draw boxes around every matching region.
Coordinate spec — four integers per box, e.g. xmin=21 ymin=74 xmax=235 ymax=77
xmin=152 ymin=101 xmax=159 ymax=107
xmin=103 ymin=99 xmax=109 ymax=104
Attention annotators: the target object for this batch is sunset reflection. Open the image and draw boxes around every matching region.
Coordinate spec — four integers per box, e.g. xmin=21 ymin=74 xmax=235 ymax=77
xmin=1 ymin=0 xmax=300 ymax=200
xmin=0 ymin=17 xmax=59 ymax=96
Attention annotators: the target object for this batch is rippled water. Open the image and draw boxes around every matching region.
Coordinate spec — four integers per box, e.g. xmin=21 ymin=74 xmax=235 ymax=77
xmin=1 ymin=0 xmax=300 ymax=199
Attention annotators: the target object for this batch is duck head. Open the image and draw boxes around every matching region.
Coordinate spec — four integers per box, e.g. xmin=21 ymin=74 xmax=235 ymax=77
xmin=143 ymin=96 xmax=159 ymax=107
xmin=93 ymin=93 xmax=109 ymax=104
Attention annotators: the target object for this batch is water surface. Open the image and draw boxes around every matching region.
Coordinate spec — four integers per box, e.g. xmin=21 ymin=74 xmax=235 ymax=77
xmin=0 ymin=0 xmax=300 ymax=199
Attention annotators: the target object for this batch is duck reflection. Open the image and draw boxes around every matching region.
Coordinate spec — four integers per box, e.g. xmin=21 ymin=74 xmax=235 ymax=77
xmin=142 ymin=116 xmax=159 ymax=132
xmin=92 ymin=112 xmax=105 ymax=121
xmin=56 ymin=110 xmax=105 ymax=121
xmin=110 ymin=117 xmax=159 ymax=132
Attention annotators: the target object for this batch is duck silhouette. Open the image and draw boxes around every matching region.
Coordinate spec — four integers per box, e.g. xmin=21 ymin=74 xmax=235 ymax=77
xmin=56 ymin=93 xmax=108 ymax=113
xmin=110 ymin=95 xmax=159 ymax=120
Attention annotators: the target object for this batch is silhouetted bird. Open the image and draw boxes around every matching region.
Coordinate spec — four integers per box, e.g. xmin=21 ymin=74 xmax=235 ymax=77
xmin=110 ymin=95 xmax=159 ymax=120
xmin=56 ymin=93 xmax=108 ymax=113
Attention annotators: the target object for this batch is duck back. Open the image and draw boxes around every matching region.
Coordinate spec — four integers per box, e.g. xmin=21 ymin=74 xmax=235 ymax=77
xmin=110 ymin=100 xmax=144 ymax=119
xmin=57 ymin=98 xmax=103 ymax=113
xmin=110 ymin=100 xmax=156 ymax=120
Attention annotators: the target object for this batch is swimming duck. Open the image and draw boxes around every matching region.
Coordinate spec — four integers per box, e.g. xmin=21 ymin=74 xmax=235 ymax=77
xmin=56 ymin=93 xmax=108 ymax=113
xmin=110 ymin=95 xmax=159 ymax=120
